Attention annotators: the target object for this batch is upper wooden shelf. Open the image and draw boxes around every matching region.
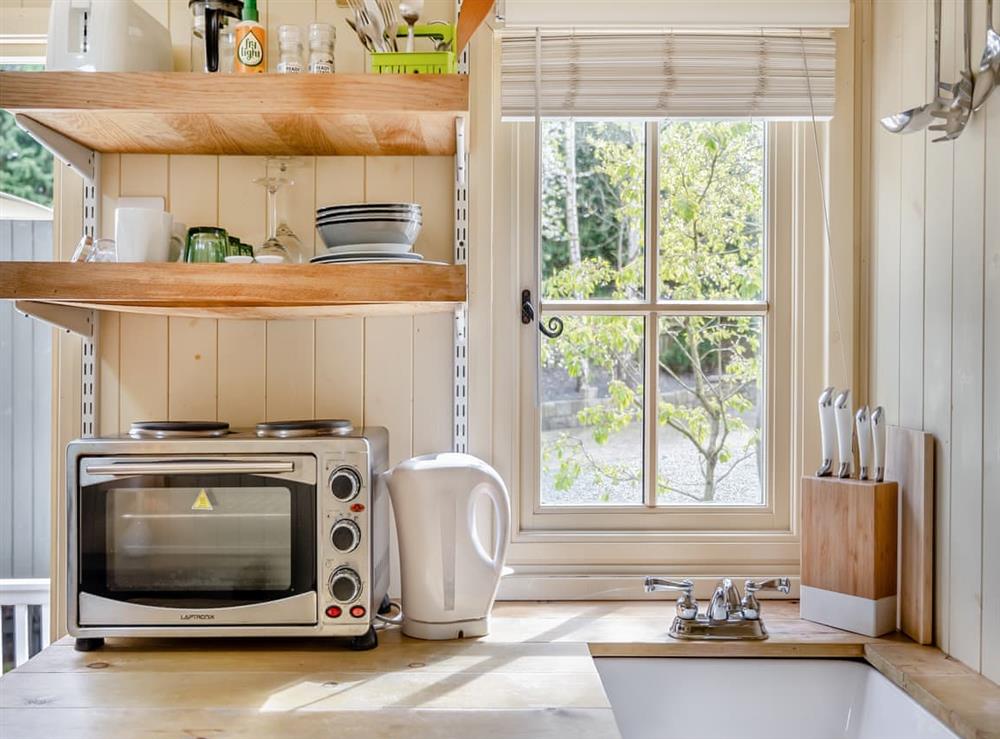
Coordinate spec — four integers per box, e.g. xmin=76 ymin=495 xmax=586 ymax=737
xmin=0 ymin=72 xmax=469 ymax=157
xmin=0 ymin=262 xmax=466 ymax=320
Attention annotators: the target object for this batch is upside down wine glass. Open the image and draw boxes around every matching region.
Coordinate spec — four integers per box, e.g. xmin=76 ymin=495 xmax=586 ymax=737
xmin=253 ymin=158 xmax=304 ymax=263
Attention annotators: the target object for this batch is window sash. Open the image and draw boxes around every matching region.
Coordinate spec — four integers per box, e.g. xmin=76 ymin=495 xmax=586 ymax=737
xmin=520 ymin=119 xmax=789 ymax=533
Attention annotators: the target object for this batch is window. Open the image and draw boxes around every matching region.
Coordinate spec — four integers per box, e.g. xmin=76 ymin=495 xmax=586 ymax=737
xmin=519 ymin=119 xmax=794 ymax=533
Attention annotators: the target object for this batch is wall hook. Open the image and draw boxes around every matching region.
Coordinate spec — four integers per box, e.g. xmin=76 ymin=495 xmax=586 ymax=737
xmin=521 ymin=289 xmax=564 ymax=339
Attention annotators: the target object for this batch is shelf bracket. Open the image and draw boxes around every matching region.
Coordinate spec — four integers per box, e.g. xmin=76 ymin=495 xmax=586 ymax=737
xmin=15 ymin=114 xmax=97 ymax=182
xmin=15 ymin=301 xmax=95 ymax=338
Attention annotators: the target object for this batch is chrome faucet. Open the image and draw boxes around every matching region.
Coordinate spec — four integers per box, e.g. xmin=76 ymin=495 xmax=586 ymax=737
xmin=644 ymin=576 xmax=791 ymax=641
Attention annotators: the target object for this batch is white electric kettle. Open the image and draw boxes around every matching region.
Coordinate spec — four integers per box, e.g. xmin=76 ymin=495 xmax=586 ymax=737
xmin=385 ymin=453 xmax=510 ymax=640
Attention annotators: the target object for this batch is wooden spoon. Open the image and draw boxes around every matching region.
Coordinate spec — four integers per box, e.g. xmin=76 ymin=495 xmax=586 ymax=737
xmin=455 ymin=0 xmax=493 ymax=56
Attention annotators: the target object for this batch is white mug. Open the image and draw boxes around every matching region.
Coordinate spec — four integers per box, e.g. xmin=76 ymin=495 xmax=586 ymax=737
xmin=114 ymin=207 xmax=173 ymax=262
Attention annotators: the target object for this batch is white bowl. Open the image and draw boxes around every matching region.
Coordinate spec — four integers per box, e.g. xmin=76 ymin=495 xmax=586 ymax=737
xmin=318 ymin=218 xmax=422 ymax=248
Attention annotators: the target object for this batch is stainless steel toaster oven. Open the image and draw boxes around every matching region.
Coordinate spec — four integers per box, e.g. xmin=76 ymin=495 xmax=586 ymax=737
xmin=66 ymin=424 xmax=389 ymax=651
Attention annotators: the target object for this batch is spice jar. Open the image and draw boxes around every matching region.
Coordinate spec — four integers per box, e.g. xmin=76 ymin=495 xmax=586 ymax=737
xmin=277 ymin=24 xmax=304 ymax=73
xmin=308 ymin=22 xmax=335 ymax=73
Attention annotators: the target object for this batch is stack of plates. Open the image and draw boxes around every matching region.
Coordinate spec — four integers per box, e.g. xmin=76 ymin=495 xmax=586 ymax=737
xmin=316 ymin=203 xmax=423 ymax=257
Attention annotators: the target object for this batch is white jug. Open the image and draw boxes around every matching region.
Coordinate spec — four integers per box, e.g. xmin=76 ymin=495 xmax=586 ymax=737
xmin=385 ymin=453 xmax=510 ymax=640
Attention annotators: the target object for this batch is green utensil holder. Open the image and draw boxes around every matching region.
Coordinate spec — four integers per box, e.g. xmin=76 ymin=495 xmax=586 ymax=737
xmin=369 ymin=23 xmax=456 ymax=74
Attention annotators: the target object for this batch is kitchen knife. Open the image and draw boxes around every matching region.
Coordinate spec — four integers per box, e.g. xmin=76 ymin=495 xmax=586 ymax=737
xmin=816 ymin=387 xmax=836 ymax=476
xmin=834 ymin=389 xmax=853 ymax=478
xmin=871 ymin=406 xmax=886 ymax=482
xmin=855 ymin=406 xmax=871 ymax=480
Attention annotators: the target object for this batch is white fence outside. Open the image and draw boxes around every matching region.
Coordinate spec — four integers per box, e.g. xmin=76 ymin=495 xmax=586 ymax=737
xmin=0 ymin=578 xmax=51 ymax=672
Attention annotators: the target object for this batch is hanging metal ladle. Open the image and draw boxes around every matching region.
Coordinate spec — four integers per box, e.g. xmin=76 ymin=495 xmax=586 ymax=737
xmin=972 ymin=0 xmax=1000 ymax=111
xmin=880 ymin=0 xmax=956 ymax=134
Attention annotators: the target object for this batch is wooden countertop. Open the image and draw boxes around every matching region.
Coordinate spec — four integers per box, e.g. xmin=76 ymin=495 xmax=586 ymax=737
xmin=1 ymin=601 xmax=997 ymax=739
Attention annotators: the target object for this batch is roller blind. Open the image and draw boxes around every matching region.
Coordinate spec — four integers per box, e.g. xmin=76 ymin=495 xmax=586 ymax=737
xmin=500 ymin=31 xmax=837 ymax=121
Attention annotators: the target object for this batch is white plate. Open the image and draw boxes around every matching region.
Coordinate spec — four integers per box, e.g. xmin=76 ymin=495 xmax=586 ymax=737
xmin=254 ymin=255 xmax=285 ymax=265
xmin=311 ymin=258 xmax=445 ymax=265
xmin=310 ymin=252 xmax=424 ymax=263
xmin=325 ymin=243 xmax=413 ymax=255
xmin=224 ymin=255 xmax=254 ymax=264
xmin=317 ymin=219 xmax=421 ymax=248
xmin=317 ymin=202 xmax=420 ymax=212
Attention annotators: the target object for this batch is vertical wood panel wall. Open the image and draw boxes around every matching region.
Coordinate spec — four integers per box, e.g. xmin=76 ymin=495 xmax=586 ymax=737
xmin=0 ymin=219 xmax=52 ymax=579
xmin=44 ymin=0 xmax=461 ymax=615
xmin=867 ymin=0 xmax=999 ymax=681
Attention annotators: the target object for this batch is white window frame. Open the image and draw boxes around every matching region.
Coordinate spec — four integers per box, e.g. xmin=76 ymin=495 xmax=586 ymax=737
xmin=515 ymin=118 xmax=795 ymax=538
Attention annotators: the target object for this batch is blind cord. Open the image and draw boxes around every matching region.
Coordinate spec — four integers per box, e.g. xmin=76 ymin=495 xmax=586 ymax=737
xmin=801 ymin=30 xmax=852 ymax=387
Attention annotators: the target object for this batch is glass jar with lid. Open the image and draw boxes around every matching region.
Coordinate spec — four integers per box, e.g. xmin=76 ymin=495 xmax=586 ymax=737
xmin=277 ymin=24 xmax=304 ymax=73
xmin=308 ymin=22 xmax=335 ymax=73
xmin=185 ymin=227 xmax=229 ymax=262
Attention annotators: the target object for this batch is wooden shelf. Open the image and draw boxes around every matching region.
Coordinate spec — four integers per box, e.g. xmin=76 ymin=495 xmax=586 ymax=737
xmin=0 ymin=72 xmax=468 ymax=156
xmin=0 ymin=262 xmax=466 ymax=320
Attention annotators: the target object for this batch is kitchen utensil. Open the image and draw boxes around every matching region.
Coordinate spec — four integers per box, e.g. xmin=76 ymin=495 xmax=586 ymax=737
xmin=972 ymin=0 xmax=1000 ymax=111
xmin=855 ymin=406 xmax=872 ymax=480
xmin=347 ymin=0 xmax=389 ymax=52
xmin=455 ymin=0 xmax=492 ymax=55
xmin=46 ymin=0 xmax=173 ymax=72
xmin=880 ymin=0 xmax=955 ymax=134
xmin=189 ymin=0 xmax=243 ymax=73
xmin=816 ymin=386 xmax=835 ymax=477
xmin=399 ymin=0 xmax=424 ymax=53
xmin=384 ymin=452 xmax=510 ymax=640
xmin=376 ymin=0 xmax=401 ymax=50
xmin=317 ymin=218 xmax=422 ymax=249
xmin=834 ymin=389 xmax=853 ymax=478
xmin=871 ymin=406 xmax=886 ymax=482
xmin=184 ymin=226 xmax=229 ymax=263
xmin=363 ymin=0 xmax=390 ymax=53
xmin=86 ymin=238 xmax=118 ymax=263
xmin=931 ymin=0 xmax=975 ymax=141
xmin=115 ymin=207 xmax=173 ymax=262
xmin=345 ymin=17 xmax=376 ymax=52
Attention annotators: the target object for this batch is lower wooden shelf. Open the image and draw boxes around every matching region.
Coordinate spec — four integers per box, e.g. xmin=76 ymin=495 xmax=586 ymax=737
xmin=0 ymin=262 xmax=466 ymax=320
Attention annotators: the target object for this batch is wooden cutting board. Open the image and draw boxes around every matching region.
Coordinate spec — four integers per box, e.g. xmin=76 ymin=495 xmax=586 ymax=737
xmin=885 ymin=426 xmax=934 ymax=644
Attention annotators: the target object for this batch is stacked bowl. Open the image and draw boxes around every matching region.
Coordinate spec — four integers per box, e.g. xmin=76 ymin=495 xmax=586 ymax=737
xmin=314 ymin=202 xmax=424 ymax=263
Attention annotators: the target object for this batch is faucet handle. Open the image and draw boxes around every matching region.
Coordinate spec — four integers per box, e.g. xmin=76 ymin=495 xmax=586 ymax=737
xmin=740 ymin=577 xmax=791 ymax=620
xmin=744 ymin=577 xmax=791 ymax=595
xmin=644 ymin=577 xmax=698 ymax=620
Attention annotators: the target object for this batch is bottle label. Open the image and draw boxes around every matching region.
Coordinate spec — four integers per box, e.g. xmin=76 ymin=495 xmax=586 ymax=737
xmin=237 ymin=31 xmax=264 ymax=68
xmin=277 ymin=61 xmax=303 ymax=73
xmin=309 ymin=61 xmax=334 ymax=73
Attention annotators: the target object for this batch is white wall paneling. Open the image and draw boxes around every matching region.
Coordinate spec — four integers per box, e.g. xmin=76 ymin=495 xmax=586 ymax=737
xmin=41 ymin=0 xmax=466 ymax=629
xmin=867 ymin=0 xmax=998 ymax=680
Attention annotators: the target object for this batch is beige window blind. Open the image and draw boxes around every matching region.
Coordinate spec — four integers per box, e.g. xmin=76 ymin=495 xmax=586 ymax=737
xmin=500 ymin=31 xmax=837 ymax=120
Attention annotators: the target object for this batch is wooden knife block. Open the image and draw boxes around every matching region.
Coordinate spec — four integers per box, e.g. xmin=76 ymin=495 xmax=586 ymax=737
xmin=800 ymin=476 xmax=899 ymax=636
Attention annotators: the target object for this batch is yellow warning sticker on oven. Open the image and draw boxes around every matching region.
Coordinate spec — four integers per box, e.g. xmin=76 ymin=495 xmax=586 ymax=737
xmin=191 ymin=489 xmax=214 ymax=511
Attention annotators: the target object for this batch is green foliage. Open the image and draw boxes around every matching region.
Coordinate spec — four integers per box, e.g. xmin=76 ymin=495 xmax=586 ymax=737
xmin=0 ymin=65 xmax=53 ymax=207
xmin=540 ymin=120 xmax=765 ymax=503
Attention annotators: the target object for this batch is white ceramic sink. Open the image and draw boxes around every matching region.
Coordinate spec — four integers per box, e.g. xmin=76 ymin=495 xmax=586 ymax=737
xmin=596 ymin=658 xmax=958 ymax=739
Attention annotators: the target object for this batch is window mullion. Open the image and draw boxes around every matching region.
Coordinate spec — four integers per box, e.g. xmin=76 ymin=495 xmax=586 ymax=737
xmin=643 ymin=121 xmax=659 ymax=508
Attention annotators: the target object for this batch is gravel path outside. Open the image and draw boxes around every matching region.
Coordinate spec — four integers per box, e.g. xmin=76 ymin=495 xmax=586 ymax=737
xmin=540 ymin=421 xmax=763 ymax=506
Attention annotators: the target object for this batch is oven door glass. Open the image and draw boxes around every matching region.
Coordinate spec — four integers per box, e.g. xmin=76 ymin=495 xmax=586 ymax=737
xmin=78 ymin=457 xmax=316 ymax=611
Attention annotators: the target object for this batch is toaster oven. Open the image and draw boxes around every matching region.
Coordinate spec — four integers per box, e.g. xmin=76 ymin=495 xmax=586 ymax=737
xmin=66 ymin=425 xmax=389 ymax=651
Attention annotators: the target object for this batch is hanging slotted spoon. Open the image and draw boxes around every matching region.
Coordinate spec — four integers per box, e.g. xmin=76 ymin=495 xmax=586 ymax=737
xmin=972 ymin=0 xmax=1000 ymax=111
xmin=881 ymin=0 xmax=955 ymax=134
xmin=930 ymin=0 xmax=974 ymax=140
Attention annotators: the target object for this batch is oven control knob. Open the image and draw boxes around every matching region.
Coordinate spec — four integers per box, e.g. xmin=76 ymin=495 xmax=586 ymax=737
xmin=329 ymin=467 xmax=361 ymax=502
xmin=330 ymin=519 xmax=361 ymax=553
xmin=329 ymin=567 xmax=363 ymax=604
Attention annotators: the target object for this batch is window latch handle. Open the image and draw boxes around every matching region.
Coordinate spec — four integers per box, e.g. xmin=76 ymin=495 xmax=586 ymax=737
xmin=521 ymin=289 xmax=564 ymax=339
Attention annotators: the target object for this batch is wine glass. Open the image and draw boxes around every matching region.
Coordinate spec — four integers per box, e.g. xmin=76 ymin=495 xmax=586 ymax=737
xmin=253 ymin=157 xmax=304 ymax=263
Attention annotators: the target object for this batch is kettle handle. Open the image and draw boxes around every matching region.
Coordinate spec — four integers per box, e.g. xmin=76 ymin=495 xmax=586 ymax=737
xmin=205 ymin=6 xmax=221 ymax=72
xmin=467 ymin=479 xmax=510 ymax=575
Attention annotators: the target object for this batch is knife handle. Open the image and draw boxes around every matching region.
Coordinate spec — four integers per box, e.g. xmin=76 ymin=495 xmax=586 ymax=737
xmin=817 ymin=387 xmax=836 ymax=476
xmin=871 ymin=406 xmax=886 ymax=482
xmin=855 ymin=406 xmax=872 ymax=480
xmin=834 ymin=389 xmax=853 ymax=478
